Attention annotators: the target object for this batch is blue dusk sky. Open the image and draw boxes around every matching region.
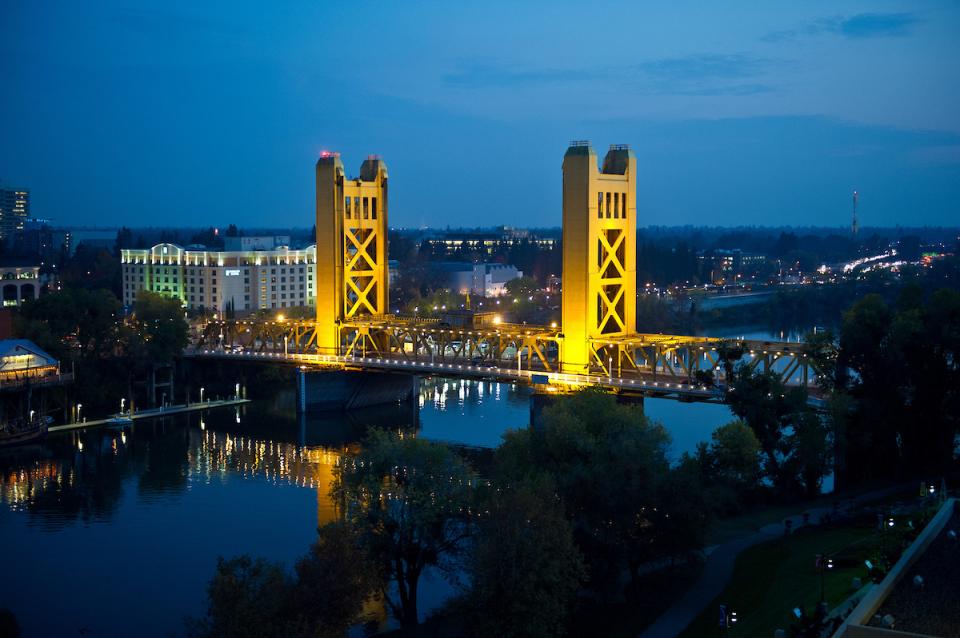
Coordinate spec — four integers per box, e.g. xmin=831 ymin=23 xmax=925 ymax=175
xmin=1 ymin=1 xmax=958 ymax=229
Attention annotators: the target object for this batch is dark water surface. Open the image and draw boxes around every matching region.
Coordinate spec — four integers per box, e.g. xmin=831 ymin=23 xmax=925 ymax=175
xmin=2 ymin=367 xmax=748 ymax=637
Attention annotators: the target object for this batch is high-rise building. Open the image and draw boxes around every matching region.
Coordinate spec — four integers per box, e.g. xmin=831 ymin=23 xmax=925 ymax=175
xmin=0 ymin=186 xmax=29 ymax=240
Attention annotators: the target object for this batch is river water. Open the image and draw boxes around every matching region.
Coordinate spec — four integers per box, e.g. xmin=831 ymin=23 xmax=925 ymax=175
xmin=1 ymin=326 xmax=812 ymax=636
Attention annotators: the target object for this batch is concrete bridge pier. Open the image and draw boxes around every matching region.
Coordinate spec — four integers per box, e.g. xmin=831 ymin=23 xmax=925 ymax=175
xmin=296 ymin=368 xmax=418 ymax=413
xmin=530 ymin=390 xmax=644 ymax=429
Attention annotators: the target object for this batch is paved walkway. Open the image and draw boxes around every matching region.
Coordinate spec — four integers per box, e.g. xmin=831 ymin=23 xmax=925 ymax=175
xmin=639 ymin=486 xmax=904 ymax=638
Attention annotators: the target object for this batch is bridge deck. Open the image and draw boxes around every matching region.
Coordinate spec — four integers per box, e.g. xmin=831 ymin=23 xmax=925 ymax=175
xmin=185 ymin=348 xmax=828 ymax=406
xmin=192 ymin=318 xmax=829 ymax=406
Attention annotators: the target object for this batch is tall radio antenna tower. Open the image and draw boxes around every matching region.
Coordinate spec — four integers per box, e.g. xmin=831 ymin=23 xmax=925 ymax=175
xmin=852 ymin=190 xmax=859 ymax=238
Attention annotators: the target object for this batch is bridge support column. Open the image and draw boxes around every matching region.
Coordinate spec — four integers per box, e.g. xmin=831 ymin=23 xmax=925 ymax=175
xmin=315 ymin=152 xmax=389 ymax=356
xmin=560 ymin=141 xmax=637 ymax=374
xmin=296 ymin=368 xmax=417 ymax=413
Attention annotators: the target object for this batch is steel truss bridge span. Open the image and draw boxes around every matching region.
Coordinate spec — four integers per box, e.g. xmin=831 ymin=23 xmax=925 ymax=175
xmin=192 ymin=317 xmax=828 ymax=403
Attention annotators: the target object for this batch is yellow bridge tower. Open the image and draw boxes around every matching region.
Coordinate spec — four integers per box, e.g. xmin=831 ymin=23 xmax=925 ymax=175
xmin=561 ymin=142 xmax=637 ymax=373
xmin=315 ymin=152 xmax=389 ymax=354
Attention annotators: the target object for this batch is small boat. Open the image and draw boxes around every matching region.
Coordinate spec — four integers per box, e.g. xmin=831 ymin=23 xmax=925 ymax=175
xmin=0 ymin=415 xmax=49 ymax=447
xmin=106 ymin=415 xmax=134 ymax=426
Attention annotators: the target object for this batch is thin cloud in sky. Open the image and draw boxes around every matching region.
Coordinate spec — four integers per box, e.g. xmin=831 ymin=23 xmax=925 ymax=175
xmin=840 ymin=13 xmax=919 ymax=38
xmin=636 ymin=53 xmax=769 ymax=80
xmin=443 ymin=64 xmax=594 ymax=88
xmin=763 ymin=12 xmax=920 ymax=42
xmin=443 ymin=53 xmax=775 ymax=96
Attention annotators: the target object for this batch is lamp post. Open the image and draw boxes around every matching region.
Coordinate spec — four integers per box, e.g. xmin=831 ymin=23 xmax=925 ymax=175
xmin=818 ymin=554 xmax=834 ymax=604
xmin=120 ymin=398 xmax=126 ymax=414
xmin=200 ymin=387 xmax=205 ymax=403
xmin=77 ymin=403 xmax=82 ymax=423
xmin=235 ymin=383 xmax=240 ymax=399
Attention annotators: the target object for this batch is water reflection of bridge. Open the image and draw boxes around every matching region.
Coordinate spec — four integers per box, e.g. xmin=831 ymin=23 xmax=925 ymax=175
xmin=190 ymin=428 xmax=346 ymax=525
xmin=0 ymin=407 xmax=395 ymax=631
xmin=0 ymin=404 xmax=420 ymax=527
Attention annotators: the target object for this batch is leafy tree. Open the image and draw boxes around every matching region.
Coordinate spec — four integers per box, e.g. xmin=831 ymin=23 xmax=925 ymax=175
xmin=772 ymin=232 xmax=799 ymax=258
xmin=697 ymin=420 xmax=762 ymax=495
xmin=58 ymin=245 xmax=121 ymax=294
xmin=840 ymin=288 xmax=960 ymax=481
xmin=786 ymin=412 xmax=832 ymax=499
xmin=651 ymin=454 xmax=710 ymax=562
xmin=114 ymin=226 xmax=133 ymax=255
xmin=189 ymin=227 xmax=224 ymax=249
xmin=725 ymin=367 xmax=808 ymax=487
xmin=459 ymin=475 xmax=585 ymax=638
xmin=188 ymin=556 xmax=291 ymax=638
xmin=504 ymin=275 xmax=539 ymax=297
xmin=716 ymin=340 xmax=746 ymax=380
xmin=129 ymin=290 xmax=188 ymax=365
xmin=332 ymin=430 xmax=477 ymax=628
xmin=495 ymin=389 xmax=674 ymax=595
xmin=289 ymin=523 xmax=378 ymax=638
xmin=189 ymin=525 xmax=377 ymax=638
xmin=802 ymin=329 xmax=839 ymax=391
xmin=16 ymin=288 xmax=120 ymax=363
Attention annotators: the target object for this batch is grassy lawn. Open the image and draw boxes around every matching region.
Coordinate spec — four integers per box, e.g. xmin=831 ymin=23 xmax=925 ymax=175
xmin=681 ymin=522 xmax=885 ymax=638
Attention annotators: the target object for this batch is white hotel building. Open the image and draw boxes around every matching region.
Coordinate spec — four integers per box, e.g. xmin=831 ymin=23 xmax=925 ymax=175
xmin=121 ymin=242 xmax=316 ymax=313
